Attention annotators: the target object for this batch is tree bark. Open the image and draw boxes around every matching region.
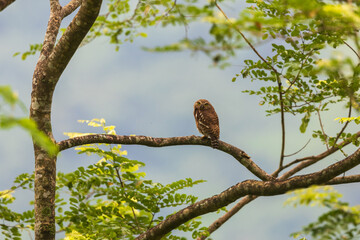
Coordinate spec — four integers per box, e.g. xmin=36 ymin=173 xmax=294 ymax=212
xmin=30 ymin=1 xmax=102 ymax=239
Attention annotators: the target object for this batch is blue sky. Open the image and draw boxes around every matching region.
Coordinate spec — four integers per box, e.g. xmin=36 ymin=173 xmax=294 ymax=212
xmin=1 ymin=1 xmax=360 ymax=239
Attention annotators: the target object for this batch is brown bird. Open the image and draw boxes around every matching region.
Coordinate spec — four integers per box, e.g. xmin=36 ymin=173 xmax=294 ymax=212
xmin=193 ymin=99 xmax=220 ymax=148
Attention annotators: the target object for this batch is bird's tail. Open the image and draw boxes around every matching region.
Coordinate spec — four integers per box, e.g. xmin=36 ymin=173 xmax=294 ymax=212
xmin=210 ymin=137 xmax=219 ymax=149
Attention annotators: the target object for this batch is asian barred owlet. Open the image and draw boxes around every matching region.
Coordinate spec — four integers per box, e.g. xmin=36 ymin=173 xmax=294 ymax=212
xmin=193 ymin=99 xmax=220 ymax=149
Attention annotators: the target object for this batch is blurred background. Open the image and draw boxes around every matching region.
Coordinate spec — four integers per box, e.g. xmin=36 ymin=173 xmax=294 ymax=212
xmin=1 ymin=1 xmax=360 ymax=239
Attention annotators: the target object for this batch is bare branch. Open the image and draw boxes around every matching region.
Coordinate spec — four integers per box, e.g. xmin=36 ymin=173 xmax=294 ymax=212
xmin=61 ymin=0 xmax=82 ymax=18
xmin=333 ymin=102 xmax=352 ymax=147
xmin=316 ymin=107 xmax=329 ymax=150
xmin=58 ymin=134 xmax=274 ymax=181
xmin=197 ymin=195 xmax=257 ymax=240
xmin=284 ymin=139 xmax=311 ymax=158
xmin=0 ymin=0 xmax=15 ymax=11
xmin=343 ymin=40 xmax=360 ymax=61
xmin=136 ymin=147 xmax=360 ymax=240
xmin=278 ymin=74 xmax=286 ymax=169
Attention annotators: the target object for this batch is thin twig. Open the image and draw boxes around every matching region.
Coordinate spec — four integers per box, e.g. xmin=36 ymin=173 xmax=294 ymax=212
xmin=272 ymin=131 xmax=360 ymax=177
xmin=316 ymin=106 xmax=329 ymax=150
xmin=163 ymin=0 xmax=177 ymax=17
xmin=333 ymin=102 xmax=352 ymax=147
xmin=214 ymin=1 xmax=279 ymax=75
xmin=283 ymin=50 xmax=313 ymax=94
xmin=278 ymin=74 xmax=286 ymax=168
xmin=115 ymin=166 xmax=141 ymax=231
xmin=343 ymin=40 xmax=360 ymax=61
xmin=284 ymin=139 xmax=311 ymax=157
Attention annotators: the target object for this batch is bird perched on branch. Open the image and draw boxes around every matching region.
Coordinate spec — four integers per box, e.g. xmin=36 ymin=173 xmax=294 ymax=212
xmin=193 ymin=99 xmax=220 ymax=149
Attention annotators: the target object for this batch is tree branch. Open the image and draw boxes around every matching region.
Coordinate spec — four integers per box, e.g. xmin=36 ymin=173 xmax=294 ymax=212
xmin=46 ymin=0 xmax=102 ymax=86
xmin=61 ymin=0 xmax=82 ymax=18
xmin=343 ymin=40 xmax=360 ymax=61
xmin=278 ymin=131 xmax=360 ymax=180
xmin=199 ymin=171 xmax=360 ymax=239
xmin=197 ymin=195 xmax=257 ymax=240
xmin=0 ymin=0 xmax=15 ymax=11
xmin=327 ymin=174 xmax=360 ymax=185
xmin=136 ymin=147 xmax=360 ymax=240
xmin=277 ymin=74 xmax=286 ymax=169
xmin=58 ymin=134 xmax=274 ymax=181
xmin=333 ymin=101 xmax=352 ymax=147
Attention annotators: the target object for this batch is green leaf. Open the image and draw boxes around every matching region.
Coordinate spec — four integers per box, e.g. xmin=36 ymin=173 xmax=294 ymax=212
xmin=299 ymin=112 xmax=311 ymax=133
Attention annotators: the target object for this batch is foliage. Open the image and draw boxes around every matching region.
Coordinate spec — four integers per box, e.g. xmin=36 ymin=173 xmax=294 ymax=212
xmin=0 ymin=119 xmax=208 ymax=239
xmin=0 ymin=173 xmax=35 ymax=240
xmin=13 ymin=43 xmax=42 ymax=60
xmin=0 ymin=85 xmax=58 ymax=155
xmin=285 ymin=186 xmax=360 ymax=240
xmin=6 ymin=0 xmax=360 ymax=239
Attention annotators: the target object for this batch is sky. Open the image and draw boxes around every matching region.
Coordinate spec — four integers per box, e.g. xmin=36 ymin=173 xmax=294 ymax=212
xmin=1 ymin=1 xmax=360 ymax=240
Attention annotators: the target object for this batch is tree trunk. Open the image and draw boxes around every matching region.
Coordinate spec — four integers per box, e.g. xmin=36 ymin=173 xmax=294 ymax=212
xmin=30 ymin=1 xmax=102 ymax=239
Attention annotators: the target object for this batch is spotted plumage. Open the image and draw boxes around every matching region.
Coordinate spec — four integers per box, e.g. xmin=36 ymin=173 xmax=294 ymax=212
xmin=193 ymin=99 xmax=220 ymax=148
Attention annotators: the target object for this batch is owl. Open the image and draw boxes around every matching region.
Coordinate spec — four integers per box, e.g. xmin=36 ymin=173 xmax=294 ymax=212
xmin=193 ymin=99 xmax=220 ymax=149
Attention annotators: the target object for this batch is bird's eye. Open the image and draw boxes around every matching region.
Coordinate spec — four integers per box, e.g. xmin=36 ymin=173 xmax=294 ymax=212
xmin=204 ymin=102 xmax=208 ymax=105
xmin=196 ymin=102 xmax=201 ymax=105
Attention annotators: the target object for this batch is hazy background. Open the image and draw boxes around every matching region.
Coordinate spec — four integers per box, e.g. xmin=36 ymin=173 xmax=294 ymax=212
xmin=1 ymin=1 xmax=360 ymax=239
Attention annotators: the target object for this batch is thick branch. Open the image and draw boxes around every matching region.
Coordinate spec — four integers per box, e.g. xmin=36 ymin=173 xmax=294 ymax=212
xmin=58 ymin=134 xmax=274 ymax=181
xmin=136 ymin=147 xmax=360 ymax=240
xmin=199 ymin=172 xmax=360 ymax=240
xmin=0 ymin=0 xmax=15 ymax=11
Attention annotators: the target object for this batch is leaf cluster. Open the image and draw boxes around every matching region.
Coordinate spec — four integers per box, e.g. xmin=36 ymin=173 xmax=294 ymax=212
xmin=0 ymin=173 xmax=35 ymax=240
xmin=0 ymin=85 xmax=58 ymax=155
xmin=286 ymin=186 xmax=360 ymax=240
